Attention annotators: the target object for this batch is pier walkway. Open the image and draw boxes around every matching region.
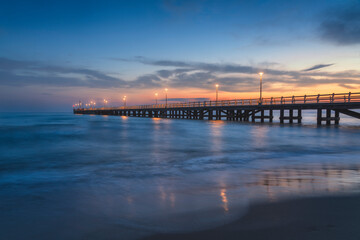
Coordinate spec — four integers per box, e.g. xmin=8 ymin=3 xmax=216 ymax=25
xmin=74 ymin=92 xmax=360 ymax=125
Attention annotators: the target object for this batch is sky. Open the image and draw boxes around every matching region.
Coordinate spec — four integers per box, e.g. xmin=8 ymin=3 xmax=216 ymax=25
xmin=0 ymin=0 xmax=359 ymax=111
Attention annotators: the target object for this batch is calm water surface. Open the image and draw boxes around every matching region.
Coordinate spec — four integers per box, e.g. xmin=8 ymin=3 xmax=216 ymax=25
xmin=1 ymin=112 xmax=360 ymax=240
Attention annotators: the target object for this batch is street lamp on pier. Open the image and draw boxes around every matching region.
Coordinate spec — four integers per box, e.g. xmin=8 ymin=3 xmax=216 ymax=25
xmin=259 ymin=72 xmax=264 ymax=105
xmin=123 ymin=96 xmax=127 ymax=107
xmin=155 ymin=93 xmax=158 ymax=105
xmin=165 ymin=88 xmax=168 ymax=107
xmin=215 ymin=84 xmax=219 ymax=102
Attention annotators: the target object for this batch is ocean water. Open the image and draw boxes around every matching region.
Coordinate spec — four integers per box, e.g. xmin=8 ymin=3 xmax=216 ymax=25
xmin=1 ymin=112 xmax=360 ymax=240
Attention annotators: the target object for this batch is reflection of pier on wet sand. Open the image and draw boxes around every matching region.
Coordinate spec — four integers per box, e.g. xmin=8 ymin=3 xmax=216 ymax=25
xmin=247 ymin=164 xmax=360 ymax=201
xmin=137 ymin=163 xmax=360 ymax=240
xmin=143 ymin=194 xmax=360 ymax=240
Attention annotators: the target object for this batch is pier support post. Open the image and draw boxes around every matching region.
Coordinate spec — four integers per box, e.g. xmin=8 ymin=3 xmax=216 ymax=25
xmin=335 ymin=110 xmax=340 ymax=125
xmin=326 ymin=109 xmax=331 ymax=125
xmin=317 ymin=109 xmax=322 ymax=125
xmin=199 ymin=110 xmax=204 ymax=120
xmin=209 ymin=110 xmax=213 ymax=120
xmin=245 ymin=110 xmax=250 ymax=122
xmin=280 ymin=109 xmax=284 ymax=124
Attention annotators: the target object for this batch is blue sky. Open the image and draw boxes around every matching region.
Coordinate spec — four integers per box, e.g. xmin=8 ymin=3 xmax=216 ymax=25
xmin=0 ymin=0 xmax=359 ymax=111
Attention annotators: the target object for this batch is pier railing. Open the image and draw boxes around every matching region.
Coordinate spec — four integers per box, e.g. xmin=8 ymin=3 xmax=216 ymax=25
xmin=76 ymin=92 xmax=360 ymax=110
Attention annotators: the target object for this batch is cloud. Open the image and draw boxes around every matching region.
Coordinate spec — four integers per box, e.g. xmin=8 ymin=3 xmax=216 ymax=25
xmin=0 ymin=70 xmax=86 ymax=87
xmin=303 ymin=64 xmax=334 ymax=72
xmin=110 ymin=57 xmax=360 ymax=92
xmin=122 ymin=56 xmax=359 ymax=78
xmin=258 ymin=61 xmax=280 ymax=68
xmin=1 ymin=57 xmax=360 ymax=93
xmin=319 ymin=3 xmax=360 ymax=45
xmin=169 ymin=71 xmax=215 ymax=88
xmin=0 ymin=58 xmax=37 ymax=70
xmin=338 ymin=83 xmax=357 ymax=89
xmin=134 ymin=57 xmax=194 ymax=68
xmin=128 ymin=74 xmax=163 ymax=88
xmin=124 ymin=57 xmax=261 ymax=74
xmin=0 ymin=57 xmax=159 ymax=89
xmin=156 ymin=68 xmax=191 ymax=78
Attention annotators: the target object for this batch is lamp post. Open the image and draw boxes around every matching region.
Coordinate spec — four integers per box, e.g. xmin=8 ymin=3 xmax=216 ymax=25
xmin=215 ymin=84 xmax=219 ymax=103
xmin=103 ymin=99 xmax=108 ymax=108
xmin=123 ymin=96 xmax=127 ymax=107
xmin=259 ymin=72 xmax=263 ymax=104
xmin=155 ymin=93 xmax=158 ymax=105
xmin=165 ymin=88 xmax=168 ymax=107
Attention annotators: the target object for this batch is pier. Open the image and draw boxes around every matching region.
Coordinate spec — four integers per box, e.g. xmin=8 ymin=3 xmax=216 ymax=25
xmin=74 ymin=92 xmax=360 ymax=125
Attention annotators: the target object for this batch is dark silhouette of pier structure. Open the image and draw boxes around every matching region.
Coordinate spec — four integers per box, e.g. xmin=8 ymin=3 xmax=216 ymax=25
xmin=74 ymin=92 xmax=360 ymax=125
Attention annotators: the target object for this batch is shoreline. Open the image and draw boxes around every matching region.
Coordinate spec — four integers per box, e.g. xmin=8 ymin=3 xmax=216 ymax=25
xmin=142 ymin=193 xmax=360 ymax=240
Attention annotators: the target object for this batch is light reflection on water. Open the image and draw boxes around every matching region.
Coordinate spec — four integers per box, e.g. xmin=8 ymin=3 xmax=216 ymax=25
xmin=220 ymin=188 xmax=229 ymax=212
xmin=0 ymin=112 xmax=360 ymax=240
xmin=209 ymin=120 xmax=224 ymax=154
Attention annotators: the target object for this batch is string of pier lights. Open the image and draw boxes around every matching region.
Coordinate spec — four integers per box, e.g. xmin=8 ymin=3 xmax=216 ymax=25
xmin=153 ymin=89 xmax=167 ymax=106
xmin=214 ymin=72 xmax=264 ymax=104
xmin=73 ymin=101 xmax=96 ymax=109
xmin=153 ymin=86 xmax=217 ymax=106
xmin=74 ymin=72 xmax=264 ymax=109
xmin=152 ymin=72 xmax=264 ymax=107
xmin=75 ymin=97 xmax=122 ymax=109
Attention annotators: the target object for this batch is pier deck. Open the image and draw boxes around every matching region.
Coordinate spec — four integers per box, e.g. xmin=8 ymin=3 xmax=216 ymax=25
xmin=74 ymin=92 xmax=360 ymax=125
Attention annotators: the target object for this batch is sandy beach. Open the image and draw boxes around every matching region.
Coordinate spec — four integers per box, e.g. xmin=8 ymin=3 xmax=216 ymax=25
xmin=143 ymin=194 xmax=360 ymax=240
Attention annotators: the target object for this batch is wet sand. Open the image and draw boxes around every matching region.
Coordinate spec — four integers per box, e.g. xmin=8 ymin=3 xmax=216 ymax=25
xmin=142 ymin=194 xmax=360 ymax=240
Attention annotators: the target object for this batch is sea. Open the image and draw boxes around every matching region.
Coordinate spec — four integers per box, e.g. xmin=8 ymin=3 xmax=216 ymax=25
xmin=1 ymin=112 xmax=360 ymax=240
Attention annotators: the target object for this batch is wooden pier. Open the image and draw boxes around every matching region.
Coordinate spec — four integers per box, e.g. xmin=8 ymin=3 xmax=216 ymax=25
xmin=74 ymin=92 xmax=360 ymax=125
